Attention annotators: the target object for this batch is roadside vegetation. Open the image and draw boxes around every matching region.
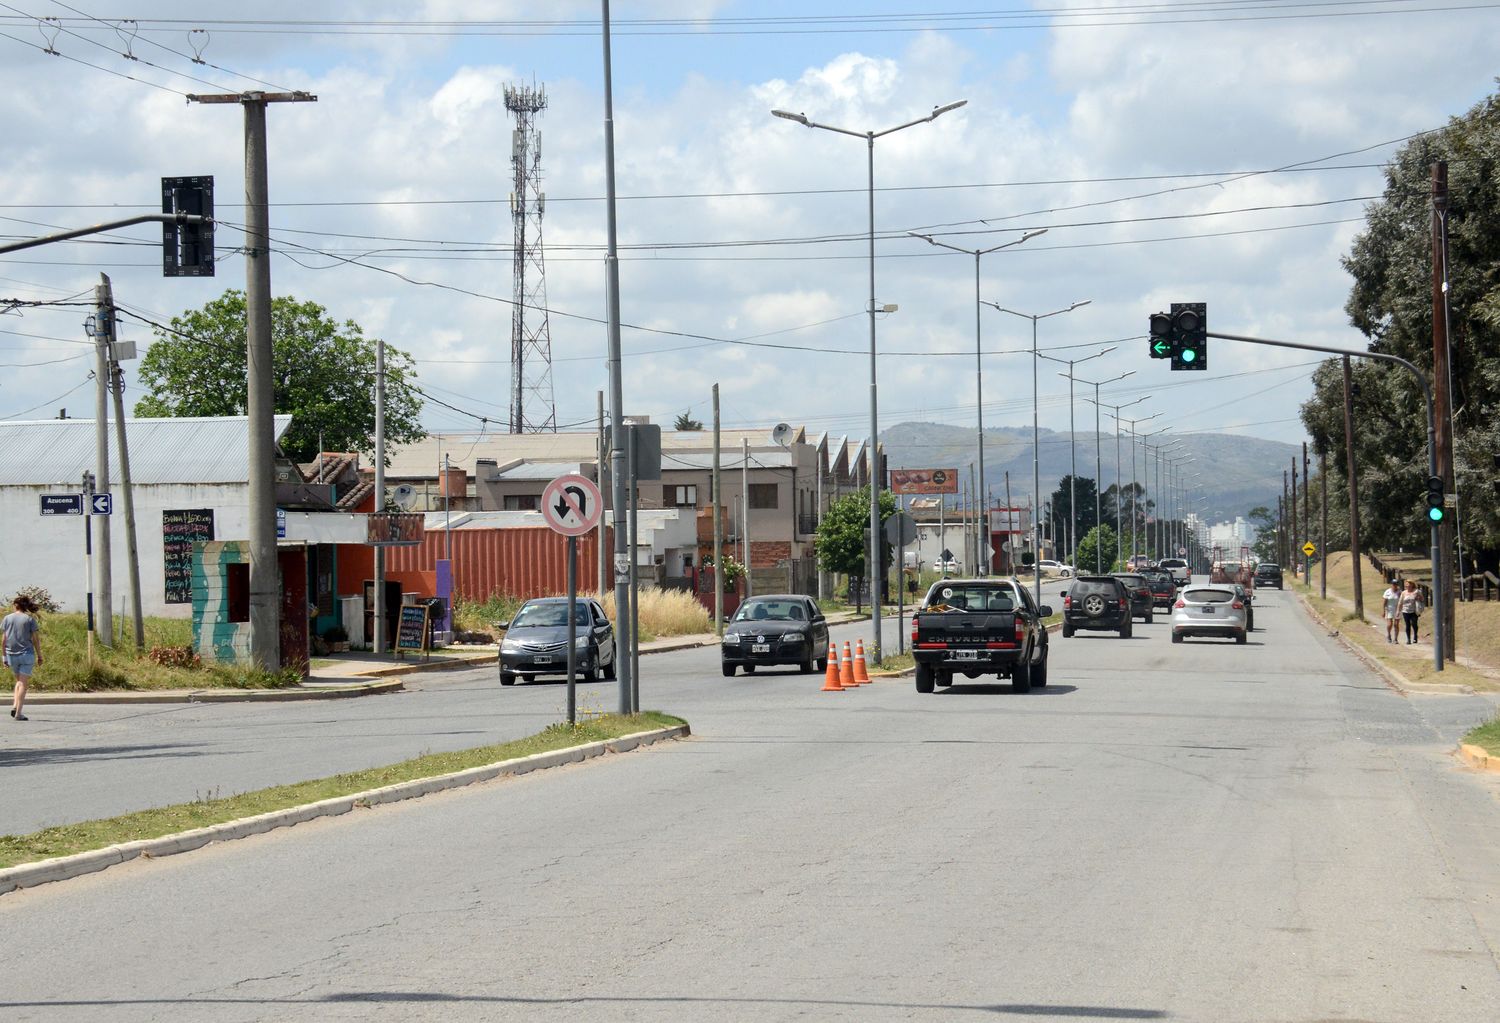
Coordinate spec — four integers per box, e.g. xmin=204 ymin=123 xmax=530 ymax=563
xmin=0 ymin=712 xmax=685 ymax=871
xmin=454 ymin=587 xmax=711 ymax=644
xmin=1463 ymin=717 xmax=1500 ymax=757
xmin=25 ymin=612 xmax=299 ymax=693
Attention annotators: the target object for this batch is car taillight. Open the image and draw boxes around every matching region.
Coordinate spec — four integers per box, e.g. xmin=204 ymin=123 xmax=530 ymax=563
xmin=911 ymin=621 xmax=919 ymax=643
xmin=1015 ymin=618 xmax=1025 ymax=642
xmin=1063 ymin=595 xmax=1072 ymax=608
xmin=1232 ymin=600 xmax=1244 ymax=610
xmin=1174 ymin=599 xmax=1185 ymax=608
xmin=1119 ymin=598 xmax=1128 ymax=609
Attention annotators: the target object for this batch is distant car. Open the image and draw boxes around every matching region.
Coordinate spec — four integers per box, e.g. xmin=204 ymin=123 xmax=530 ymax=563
xmin=1111 ymin=572 xmax=1155 ymax=623
xmin=1158 ymin=558 xmax=1191 ymax=586
xmin=499 ymin=597 xmax=616 ymax=685
xmin=1171 ymin=585 xmax=1249 ymax=644
xmin=1141 ymin=570 xmax=1177 ymax=609
xmin=1254 ymin=562 xmax=1283 ymax=589
xmin=721 ymin=594 xmax=829 ymax=677
xmin=934 ymin=558 xmax=962 ymax=575
xmin=1038 ymin=559 xmax=1074 ymax=578
xmin=1060 ymin=575 xmax=1133 ymax=638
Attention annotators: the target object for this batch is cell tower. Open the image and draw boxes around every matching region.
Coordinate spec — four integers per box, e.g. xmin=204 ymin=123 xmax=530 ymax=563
xmin=504 ymin=82 xmax=556 ymax=433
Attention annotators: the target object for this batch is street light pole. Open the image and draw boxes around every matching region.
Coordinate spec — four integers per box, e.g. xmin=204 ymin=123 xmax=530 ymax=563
xmin=985 ymin=300 xmax=1091 ymax=604
xmin=1090 ymin=395 xmax=1150 ymax=566
xmin=773 ymin=99 xmax=966 ymax=662
xmin=909 ymin=229 xmax=1046 ymax=577
xmin=1040 ymin=344 xmax=1111 ymax=573
xmin=1072 ymin=371 xmax=1135 ymax=573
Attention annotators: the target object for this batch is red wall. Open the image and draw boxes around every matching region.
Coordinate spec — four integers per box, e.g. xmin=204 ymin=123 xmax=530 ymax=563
xmin=343 ymin=526 xmax=612 ymax=601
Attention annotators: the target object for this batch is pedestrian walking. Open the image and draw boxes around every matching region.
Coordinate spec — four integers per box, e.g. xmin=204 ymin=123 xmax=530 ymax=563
xmin=1397 ymin=579 xmax=1424 ymax=645
xmin=4 ymin=593 xmax=43 ymax=721
xmin=1381 ymin=578 xmax=1402 ymax=643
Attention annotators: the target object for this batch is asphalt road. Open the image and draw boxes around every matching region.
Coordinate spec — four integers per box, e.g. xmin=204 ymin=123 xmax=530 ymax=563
xmin=4 ymin=586 xmax=1500 ymax=1021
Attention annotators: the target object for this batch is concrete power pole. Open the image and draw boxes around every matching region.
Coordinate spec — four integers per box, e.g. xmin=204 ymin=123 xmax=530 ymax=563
xmin=188 ymin=89 xmax=316 ymax=670
xmin=1432 ymin=161 xmax=1457 ymax=660
xmin=1342 ymin=356 xmax=1364 ymax=618
xmin=99 ymin=274 xmax=145 ymax=648
xmin=712 ymin=384 xmax=723 ymax=635
xmin=91 ymin=277 xmax=115 ymax=647
xmin=374 ymin=337 xmax=386 ymax=654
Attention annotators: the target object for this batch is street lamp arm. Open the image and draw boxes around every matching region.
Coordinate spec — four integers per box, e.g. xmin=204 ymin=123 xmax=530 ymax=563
xmin=909 ymin=227 xmax=1045 ymax=257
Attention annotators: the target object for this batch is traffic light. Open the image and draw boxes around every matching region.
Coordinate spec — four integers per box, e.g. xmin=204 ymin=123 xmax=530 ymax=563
xmin=161 ymin=176 xmax=215 ymax=277
xmin=1148 ymin=312 xmax=1172 ymax=359
xmin=1170 ymin=302 xmax=1206 ymax=371
xmin=1425 ymin=475 xmax=1446 ymax=523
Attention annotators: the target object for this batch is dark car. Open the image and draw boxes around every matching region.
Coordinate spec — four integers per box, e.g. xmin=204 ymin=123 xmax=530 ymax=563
xmin=1232 ymin=583 xmax=1256 ymax=632
xmin=1254 ymin=562 xmax=1283 ymax=589
xmin=1112 ymin=572 xmax=1155 ymax=623
xmin=722 ymin=595 xmax=829 ymax=677
xmin=1142 ymin=570 xmax=1177 ymax=609
xmin=498 ymin=597 xmax=616 ymax=686
xmin=911 ymin=578 xmax=1051 ymax=693
xmin=1060 ymin=575 xmax=1133 ymax=638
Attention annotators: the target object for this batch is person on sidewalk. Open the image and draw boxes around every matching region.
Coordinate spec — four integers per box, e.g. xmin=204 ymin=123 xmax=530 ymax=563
xmin=1397 ymin=579 xmax=1424 ymax=645
xmin=1381 ymin=578 xmax=1402 ymax=643
xmin=4 ymin=593 xmax=43 ymax=721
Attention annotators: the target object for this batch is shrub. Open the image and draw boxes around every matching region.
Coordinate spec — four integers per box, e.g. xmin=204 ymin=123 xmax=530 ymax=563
xmin=147 ymin=645 xmax=201 ymax=668
xmin=322 ymin=624 xmax=349 ymax=642
xmin=13 ymin=585 xmax=60 ymax=613
xmin=593 ymin=587 xmax=710 ymax=639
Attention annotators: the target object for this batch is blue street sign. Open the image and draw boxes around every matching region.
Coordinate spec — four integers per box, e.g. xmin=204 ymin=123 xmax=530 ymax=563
xmin=40 ymin=494 xmax=83 ymax=516
xmin=90 ymin=493 xmax=112 ymax=515
xmin=276 ymin=507 xmax=286 ymax=539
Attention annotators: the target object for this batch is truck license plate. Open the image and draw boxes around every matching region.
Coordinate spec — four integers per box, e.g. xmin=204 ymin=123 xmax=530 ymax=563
xmin=952 ymin=650 xmax=980 ymax=661
xmin=752 ymin=643 xmax=771 ymax=654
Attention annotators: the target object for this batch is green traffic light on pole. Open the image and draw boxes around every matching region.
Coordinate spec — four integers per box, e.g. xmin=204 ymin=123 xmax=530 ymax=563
xmin=1425 ymin=474 xmax=1446 ymax=523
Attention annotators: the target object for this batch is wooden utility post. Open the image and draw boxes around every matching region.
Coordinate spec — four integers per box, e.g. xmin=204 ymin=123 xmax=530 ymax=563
xmin=1303 ymin=442 xmax=1312 ymax=583
xmin=1319 ymin=446 xmax=1328 ymax=600
xmin=1342 ymin=355 xmax=1364 ymax=618
xmin=1432 ymin=161 xmax=1457 ymax=661
xmin=712 ymin=384 xmax=722 ymax=636
xmin=1291 ymin=457 xmax=1300 ymax=580
xmin=1281 ymin=472 xmax=1289 ymax=566
xmin=188 ymin=90 xmax=317 ymax=669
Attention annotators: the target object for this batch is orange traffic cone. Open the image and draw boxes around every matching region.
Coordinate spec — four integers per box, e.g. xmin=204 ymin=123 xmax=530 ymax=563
xmin=821 ymin=643 xmax=844 ymax=692
xmin=839 ymin=641 xmax=855 ymax=688
xmin=853 ymin=639 xmax=871 ymax=684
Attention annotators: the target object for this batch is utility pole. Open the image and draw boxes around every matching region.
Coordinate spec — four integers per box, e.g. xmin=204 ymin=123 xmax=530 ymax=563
xmin=1432 ymin=161 xmax=1457 ymax=660
xmin=1320 ymin=445 xmax=1328 ymax=600
xmin=742 ymin=437 xmax=751 ymax=599
xmin=99 ymin=275 xmax=144 ymax=648
xmin=1004 ymin=471 xmax=1013 ymax=573
xmin=596 ymin=390 xmax=606 ymax=595
xmin=374 ymin=337 xmax=386 ymax=654
xmin=90 ymin=278 xmax=115 ymax=647
xmin=1342 ymin=355 xmax=1364 ymax=618
xmin=1302 ymin=443 xmax=1311 ymax=582
xmin=188 ymin=89 xmax=316 ymax=669
xmin=1291 ymin=456 xmax=1299 ymax=581
xmin=1281 ymin=472 xmax=1289 ymax=566
xmin=712 ymin=384 xmax=723 ymax=635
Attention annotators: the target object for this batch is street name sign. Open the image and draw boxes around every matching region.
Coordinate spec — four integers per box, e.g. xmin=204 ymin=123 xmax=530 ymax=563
xmin=40 ymin=494 xmax=83 ymax=516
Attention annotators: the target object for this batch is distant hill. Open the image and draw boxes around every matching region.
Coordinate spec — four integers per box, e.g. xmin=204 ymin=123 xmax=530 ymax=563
xmin=879 ymin=421 xmax=1298 ymax=523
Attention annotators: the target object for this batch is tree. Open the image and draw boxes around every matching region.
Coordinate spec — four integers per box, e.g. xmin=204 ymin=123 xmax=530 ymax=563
xmin=134 ymin=290 xmax=425 ymax=463
xmin=673 ymin=411 xmax=704 ymax=431
xmin=1301 ymin=85 xmax=1500 ymax=563
xmin=814 ymin=486 xmax=898 ymax=580
xmin=1075 ymin=524 xmax=1120 ymax=575
xmin=1048 ymin=475 xmax=1101 ymax=549
xmin=1247 ymin=505 xmax=1279 ymax=564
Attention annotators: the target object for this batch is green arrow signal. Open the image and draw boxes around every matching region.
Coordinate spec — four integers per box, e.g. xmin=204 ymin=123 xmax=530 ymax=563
xmin=1151 ymin=339 xmax=1170 ymax=356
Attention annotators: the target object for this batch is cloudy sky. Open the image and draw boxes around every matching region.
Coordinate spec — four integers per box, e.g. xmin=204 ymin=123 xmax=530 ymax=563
xmin=1 ymin=1 xmax=1496 ymax=459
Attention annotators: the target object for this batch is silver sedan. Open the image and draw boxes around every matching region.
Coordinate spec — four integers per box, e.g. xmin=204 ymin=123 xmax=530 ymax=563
xmin=1171 ymin=585 xmax=1248 ymax=644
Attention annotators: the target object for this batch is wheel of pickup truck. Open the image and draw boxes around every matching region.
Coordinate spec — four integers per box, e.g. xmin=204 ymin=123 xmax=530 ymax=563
xmin=915 ymin=663 xmax=935 ymax=694
xmin=1032 ymin=653 xmax=1048 ymax=688
xmin=1011 ymin=657 xmax=1033 ymax=693
xmin=1119 ymin=621 xmax=1133 ymax=639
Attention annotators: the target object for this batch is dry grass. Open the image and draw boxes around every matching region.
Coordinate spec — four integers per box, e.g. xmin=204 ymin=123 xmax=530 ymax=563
xmin=593 ymin=588 xmax=711 ymax=641
xmin=1298 ymin=551 xmax=1500 ymax=692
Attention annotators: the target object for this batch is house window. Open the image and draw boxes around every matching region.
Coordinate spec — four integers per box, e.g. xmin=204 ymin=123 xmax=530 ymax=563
xmin=670 ymin=485 xmax=698 ymax=507
xmin=749 ymin=483 xmax=778 ymax=509
xmin=504 ymin=494 xmax=540 ymax=511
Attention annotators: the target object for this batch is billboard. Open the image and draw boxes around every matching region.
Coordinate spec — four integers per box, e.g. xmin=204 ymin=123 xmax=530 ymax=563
xmin=889 ymin=468 xmax=959 ymax=495
xmin=368 ymin=512 xmax=426 ymax=547
xmin=989 ymin=507 xmax=1029 ymax=533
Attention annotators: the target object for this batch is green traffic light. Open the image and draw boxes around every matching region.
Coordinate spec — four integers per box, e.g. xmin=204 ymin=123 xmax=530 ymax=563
xmin=1428 ymin=506 xmax=1445 ymax=522
xmin=1181 ymin=348 xmax=1197 ymax=362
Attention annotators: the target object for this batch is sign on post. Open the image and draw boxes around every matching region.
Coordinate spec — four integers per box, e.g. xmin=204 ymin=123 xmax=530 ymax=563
xmin=1302 ymin=542 xmax=1317 ymax=557
xmin=541 ymin=474 xmax=604 ymax=537
xmin=884 ymin=511 xmax=918 ymax=547
xmin=90 ymin=493 xmax=112 ymax=516
xmin=40 ymin=494 xmax=83 ymax=516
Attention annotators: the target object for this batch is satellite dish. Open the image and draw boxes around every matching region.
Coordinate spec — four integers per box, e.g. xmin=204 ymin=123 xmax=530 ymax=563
xmin=769 ymin=422 xmax=794 ymax=447
xmin=391 ymin=484 xmax=418 ymax=510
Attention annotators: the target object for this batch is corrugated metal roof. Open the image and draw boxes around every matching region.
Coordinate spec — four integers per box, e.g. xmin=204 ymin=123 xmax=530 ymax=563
xmin=0 ymin=416 xmax=292 ymax=486
xmin=659 ymin=448 xmax=794 ymax=471
xmin=489 ymin=460 xmax=591 ymax=481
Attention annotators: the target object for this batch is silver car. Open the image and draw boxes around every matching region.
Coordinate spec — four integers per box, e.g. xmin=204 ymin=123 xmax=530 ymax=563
xmin=1171 ymin=585 xmax=1248 ymax=644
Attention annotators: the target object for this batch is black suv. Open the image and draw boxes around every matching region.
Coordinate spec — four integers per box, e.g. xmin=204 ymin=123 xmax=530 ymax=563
xmin=1254 ymin=562 xmax=1283 ymax=589
xmin=1112 ymin=573 xmax=1156 ymax=623
xmin=1141 ymin=570 xmax=1177 ymax=609
xmin=1061 ymin=576 xmax=1133 ymax=638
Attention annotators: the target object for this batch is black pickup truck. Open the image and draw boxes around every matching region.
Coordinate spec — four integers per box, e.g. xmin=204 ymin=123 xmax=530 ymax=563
xmin=911 ymin=578 xmax=1052 ymax=694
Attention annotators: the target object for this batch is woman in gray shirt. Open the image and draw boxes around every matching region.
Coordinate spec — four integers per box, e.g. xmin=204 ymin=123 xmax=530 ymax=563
xmin=5 ymin=593 xmax=43 ymax=721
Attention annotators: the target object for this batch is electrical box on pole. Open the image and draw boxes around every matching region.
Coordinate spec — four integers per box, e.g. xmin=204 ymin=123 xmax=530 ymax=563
xmin=162 ymin=175 xmax=215 ymax=277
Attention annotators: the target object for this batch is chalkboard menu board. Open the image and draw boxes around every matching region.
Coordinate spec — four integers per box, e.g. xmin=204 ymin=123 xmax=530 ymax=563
xmin=396 ymin=604 xmax=430 ymax=654
xmin=163 ymin=509 xmax=214 ymax=604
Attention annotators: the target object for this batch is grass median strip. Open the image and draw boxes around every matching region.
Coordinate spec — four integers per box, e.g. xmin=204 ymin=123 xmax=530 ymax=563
xmin=1464 ymin=717 xmax=1500 ymax=758
xmin=0 ymin=712 xmax=684 ymax=871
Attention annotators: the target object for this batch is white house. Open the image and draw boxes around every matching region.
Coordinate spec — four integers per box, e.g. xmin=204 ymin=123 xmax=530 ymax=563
xmin=0 ymin=416 xmax=292 ymax=618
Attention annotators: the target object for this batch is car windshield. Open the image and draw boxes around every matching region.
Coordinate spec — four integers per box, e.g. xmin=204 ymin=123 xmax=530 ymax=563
xmin=511 ymin=601 xmax=592 ymax=627
xmin=1183 ymin=588 xmax=1236 ymax=604
xmin=925 ymin=584 xmax=1016 ymax=612
xmin=733 ymin=599 xmax=808 ymax=623
xmin=1115 ymin=575 xmax=1146 ymax=586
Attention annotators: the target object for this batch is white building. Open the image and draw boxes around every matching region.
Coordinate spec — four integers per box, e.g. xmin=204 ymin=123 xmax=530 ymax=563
xmin=0 ymin=416 xmax=292 ymax=618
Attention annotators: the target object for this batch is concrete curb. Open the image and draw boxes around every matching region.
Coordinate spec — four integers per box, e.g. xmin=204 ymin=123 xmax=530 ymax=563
xmin=1458 ymin=743 xmax=1500 ymax=774
xmin=27 ymin=680 xmax=406 ymax=706
xmin=0 ymin=723 xmax=689 ymax=896
xmin=1293 ymin=591 xmax=1474 ymax=697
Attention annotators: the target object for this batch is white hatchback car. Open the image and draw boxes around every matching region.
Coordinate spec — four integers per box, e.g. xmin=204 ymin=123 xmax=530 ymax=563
xmin=1171 ymin=585 xmax=1248 ymax=644
xmin=1038 ymin=559 xmax=1074 ymax=577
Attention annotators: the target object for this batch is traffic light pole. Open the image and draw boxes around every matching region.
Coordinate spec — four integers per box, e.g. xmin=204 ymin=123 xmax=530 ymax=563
xmin=1209 ymin=330 xmax=1443 ymax=671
